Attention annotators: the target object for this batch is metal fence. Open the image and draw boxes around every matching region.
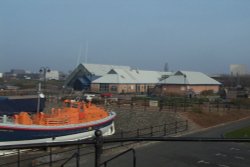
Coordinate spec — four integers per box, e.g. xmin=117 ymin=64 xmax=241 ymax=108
xmin=108 ymin=99 xmax=250 ymax=113
xmin=1 ymin=130 xmax=250 ymax=167
xmin=0 ymin=120 xmax=188 ymax=167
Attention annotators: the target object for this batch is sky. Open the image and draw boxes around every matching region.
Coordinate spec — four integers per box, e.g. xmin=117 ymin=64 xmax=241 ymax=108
xmin=0 ymin=0 xmax=250 ymax=74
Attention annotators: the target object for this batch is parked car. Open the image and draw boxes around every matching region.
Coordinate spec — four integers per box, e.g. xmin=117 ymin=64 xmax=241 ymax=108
xmin=100 ymin=93 xmax=113 ymax=98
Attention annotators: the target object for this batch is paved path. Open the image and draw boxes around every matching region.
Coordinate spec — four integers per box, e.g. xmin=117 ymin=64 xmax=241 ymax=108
xmin=78 ymin=118 xmax=250 ymax=167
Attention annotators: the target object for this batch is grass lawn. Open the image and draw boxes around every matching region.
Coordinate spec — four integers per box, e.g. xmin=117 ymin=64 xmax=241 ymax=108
xmin=224 ymin=126 xmax=250 ymax=138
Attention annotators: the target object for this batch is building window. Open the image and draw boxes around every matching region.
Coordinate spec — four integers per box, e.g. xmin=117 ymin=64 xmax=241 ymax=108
xmin=136 ymin=84 xmax=140 ymax=92
xmin=100 ymin=83 xmax=109 ymax=92
xmin=110 ymin=85 xmax=117 ymax=92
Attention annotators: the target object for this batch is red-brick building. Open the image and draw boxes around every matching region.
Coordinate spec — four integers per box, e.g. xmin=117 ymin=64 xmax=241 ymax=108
xmin=159 ymin=71 xmax=221 ymax=96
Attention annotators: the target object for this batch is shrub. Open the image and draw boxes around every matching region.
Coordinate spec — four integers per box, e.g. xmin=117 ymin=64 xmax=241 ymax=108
xmin=200 ymin=90 xmax=214 ymax=96
xmin=191 ymin=106 xmax=203 ymax=113
xmin=230 ymin=98 xmax=250 ymax=106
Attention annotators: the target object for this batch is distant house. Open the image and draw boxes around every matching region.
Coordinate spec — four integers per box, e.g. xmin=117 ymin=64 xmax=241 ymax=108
xmin=64 ymin=63 xmax=131 ymax=90
xmin=159 ymin=71 xmax=221 ymax=96
xmin=91 ymin=68 xmax=172 ymax=93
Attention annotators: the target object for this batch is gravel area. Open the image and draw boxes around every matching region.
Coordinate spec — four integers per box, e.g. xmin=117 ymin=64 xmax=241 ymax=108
xmin=44 ymin=101 xmax=187 ymax=133
xmin=107 ymin=106 xmax=184 ymax=132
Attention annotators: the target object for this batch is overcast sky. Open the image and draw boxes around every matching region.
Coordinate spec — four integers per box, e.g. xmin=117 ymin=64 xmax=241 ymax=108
xmin=0 ymin=0 xmax=250 ymax=74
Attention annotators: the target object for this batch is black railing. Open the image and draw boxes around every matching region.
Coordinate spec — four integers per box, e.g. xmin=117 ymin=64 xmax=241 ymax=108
xmin=1 ymin=132 xmax=250 ymax=167
xmin=0 ymin=120 xmax=187 ymax=167
xmin=100 ymin=148 xmax=136 ymax=167
xmin=114 ymin=120 xmax=188 ymax=138
xmin=1 ymin=131 xmax=250 ymax=167
xmin=60 ymin=144 xmax=80 ymax=167
xmin=0 ymin=142 xmax=95 ymax=167
xmin=4 ymin=120 xmax=250 ymax=167
xmin=110 ymin=98 xmax=250 ymax=112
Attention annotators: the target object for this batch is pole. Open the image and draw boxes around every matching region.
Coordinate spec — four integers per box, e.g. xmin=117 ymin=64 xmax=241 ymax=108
xmin=44 ymin=70 xmax=46 ymax=90
xmin=49 ymin=147 xmax=52 ymax=167
xmin=95 ymin=130 xmax=103 ymax=167
xmin=76 ymin=144 xmax=80 ymax=167
xmin=40 ymin=67 xmax=50 ymax=90
xmin=17 ymin=149 xmax=20 ymax=167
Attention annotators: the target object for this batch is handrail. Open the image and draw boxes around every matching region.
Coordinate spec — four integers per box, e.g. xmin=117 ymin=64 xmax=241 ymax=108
xmin=100 ymin=148 xmax=136 ymax=167
xmin=0 ymin=140 xmax=95 ymax=150
xmin=103 ymin=137 xmax=250 ymax=143
xmin=1 ymin=136 xmax=250 ymax=167
xmin=60 ymin=144 xmax=80 ymax=167
xmin=60 ymin=152 xmax=78 ymax=167
xmin=1 ymin=137 xmax=250 ymax=151
xmin=115 ymin=120 xmax=187 ymax=135
xmin=0 ymin=120 xmax=188 ymax=151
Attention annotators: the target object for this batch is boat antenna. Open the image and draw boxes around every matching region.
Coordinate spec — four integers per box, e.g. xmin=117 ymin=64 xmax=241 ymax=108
xmin=37 ymin=83 xmax=41 ymax=113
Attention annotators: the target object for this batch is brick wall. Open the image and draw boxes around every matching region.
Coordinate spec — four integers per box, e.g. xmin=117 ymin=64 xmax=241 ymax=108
xmin=90 ymin=83 xmax=156 ymax=94
xmin=161 ymin=84 xmax=220 ymax=95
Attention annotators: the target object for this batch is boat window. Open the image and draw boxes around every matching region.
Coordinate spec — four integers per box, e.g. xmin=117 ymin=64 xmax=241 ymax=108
xmin=72 ymin=103 xmax=78 ymax=108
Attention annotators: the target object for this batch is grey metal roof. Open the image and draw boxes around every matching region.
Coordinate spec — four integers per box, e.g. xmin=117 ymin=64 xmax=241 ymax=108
xmin=92 ymin=68 xmax=173 ymax=84
xmin=159 ymin=71 xmax=221 ymax=85
xmin=82 ymin=63 xmax=130 ymax=76
xmin=64 ymin=63 xmax=131 ymax=87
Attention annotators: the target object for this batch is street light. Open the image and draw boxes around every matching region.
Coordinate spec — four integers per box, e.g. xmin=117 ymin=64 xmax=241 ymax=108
xmin=39 ymin=67 xmax=50 ymax=90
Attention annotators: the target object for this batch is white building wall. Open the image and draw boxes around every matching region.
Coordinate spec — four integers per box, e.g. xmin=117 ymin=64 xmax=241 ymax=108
xmin=0 ymin=73 xmax=3 ymax=78
xmin=46 ymin=70 xmax=59 ymax=80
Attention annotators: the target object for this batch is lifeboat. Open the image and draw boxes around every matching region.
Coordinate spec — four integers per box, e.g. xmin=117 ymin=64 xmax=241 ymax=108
xmin=0 ymin=100 xmax=116 ymax=146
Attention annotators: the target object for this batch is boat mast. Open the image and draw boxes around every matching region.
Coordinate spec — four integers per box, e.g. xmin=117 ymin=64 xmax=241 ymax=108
xmin=85 ymin=40 xmax=88 ymax=63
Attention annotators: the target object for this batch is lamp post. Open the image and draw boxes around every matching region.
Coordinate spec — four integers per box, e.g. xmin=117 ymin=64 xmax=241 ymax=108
xmin=183 ymin=74 xmax=187 ymax=112
xmin=39 ymin=67 xmax=50 ymax=90
xmin=183 ymin=74 xmax=187 ymax=96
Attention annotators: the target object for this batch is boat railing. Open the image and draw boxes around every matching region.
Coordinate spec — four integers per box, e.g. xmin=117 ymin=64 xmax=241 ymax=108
xmin=0 ymin=115 xmax=11 ymax=124
xmin=0 ymin=116 xmax=4 ymax=123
